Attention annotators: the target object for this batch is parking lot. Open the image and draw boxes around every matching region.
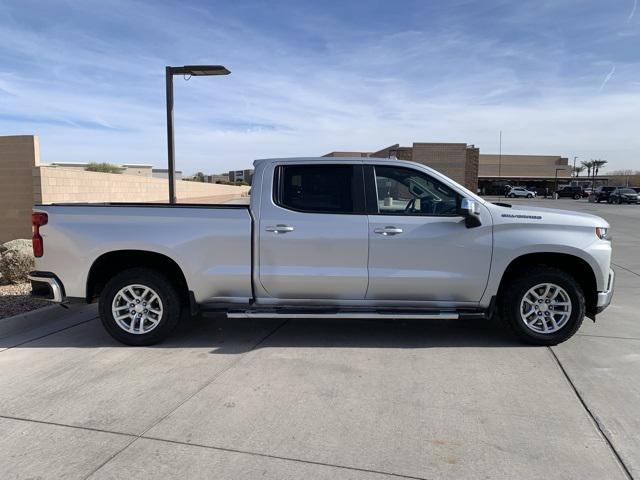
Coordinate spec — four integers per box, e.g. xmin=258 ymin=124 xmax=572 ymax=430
xmin=0 ymin=198 xmax=638 ymax=479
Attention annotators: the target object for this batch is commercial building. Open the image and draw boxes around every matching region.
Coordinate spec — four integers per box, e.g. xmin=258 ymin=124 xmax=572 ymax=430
xmin=324 ymin=143 xmax=480 ymax=191
xmin=151 ymin=168 xmax=183 ymax=181
xmin=324 ymin=143 xmax=572 ymax=194
xmin=478 ymin=154 xmax=571 ymax=194
xmin=229 ymin=169 xmax=254 ymax=184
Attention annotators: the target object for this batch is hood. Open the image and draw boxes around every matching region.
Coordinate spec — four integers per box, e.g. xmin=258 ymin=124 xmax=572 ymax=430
xmin=488 ymin=202 xmax=609 ymax=228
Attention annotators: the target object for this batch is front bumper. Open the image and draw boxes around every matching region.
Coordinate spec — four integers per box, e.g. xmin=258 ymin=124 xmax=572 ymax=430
xmin=28 ymin=271 xmax=65 ymax=303
xmin=595 ymin=268 xmax=615 ymax=314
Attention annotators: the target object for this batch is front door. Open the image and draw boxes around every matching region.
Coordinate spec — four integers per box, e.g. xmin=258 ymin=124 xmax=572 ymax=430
xmin=258 ymin=163 xmax=369 ymax=300
xmin=365 ymin=164 xmax=492 ymax=304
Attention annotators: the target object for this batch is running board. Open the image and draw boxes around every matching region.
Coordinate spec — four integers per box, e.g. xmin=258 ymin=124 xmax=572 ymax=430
xmin=227 ymin=311 xmax=459 ymax=320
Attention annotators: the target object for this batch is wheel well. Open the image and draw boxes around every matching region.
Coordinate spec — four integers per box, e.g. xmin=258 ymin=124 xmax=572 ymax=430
xmin=86 ymin=250 xmax=190 ymax=306
xmin=498 ymin=253 xmax=597 ymax=318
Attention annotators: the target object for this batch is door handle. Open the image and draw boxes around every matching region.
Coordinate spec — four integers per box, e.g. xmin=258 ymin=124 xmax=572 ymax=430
xmin=266 ymin=224 xmax=295 ymax=234
xmin=374 ymin=226 xmax=403 ymax=236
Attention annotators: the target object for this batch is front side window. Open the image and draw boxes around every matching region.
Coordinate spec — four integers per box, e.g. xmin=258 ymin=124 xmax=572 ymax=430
xmin=275 ymin=164 xmax=355 ymax=213
xmin=373 ymin=165 xmax=460 ymax=216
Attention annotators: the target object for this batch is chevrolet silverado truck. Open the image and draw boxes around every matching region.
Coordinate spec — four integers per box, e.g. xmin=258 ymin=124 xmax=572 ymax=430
xmin=29 ymin=157 xmax=614 ymax=346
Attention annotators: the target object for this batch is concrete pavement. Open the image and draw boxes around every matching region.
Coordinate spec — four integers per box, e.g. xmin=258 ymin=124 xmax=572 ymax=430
xmin=0 ymin=198 xmax=637 ymax=479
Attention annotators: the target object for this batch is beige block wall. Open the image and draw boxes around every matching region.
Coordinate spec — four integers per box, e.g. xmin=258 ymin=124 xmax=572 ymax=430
xmin=0 ymin=134 xmax=248 ymax=244
xmin=36 ymin=166 xmax=249 ymax=204
xmin=0 ymin=135 xmax=40 ymax=243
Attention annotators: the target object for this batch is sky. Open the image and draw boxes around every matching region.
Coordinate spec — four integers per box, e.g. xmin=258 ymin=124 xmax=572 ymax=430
xmin=1 ymin=0 xmax=639 ymax=174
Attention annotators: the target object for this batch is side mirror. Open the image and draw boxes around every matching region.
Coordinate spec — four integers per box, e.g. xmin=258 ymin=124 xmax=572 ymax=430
xmin=460 ymin=198 xmax=482 ymax=228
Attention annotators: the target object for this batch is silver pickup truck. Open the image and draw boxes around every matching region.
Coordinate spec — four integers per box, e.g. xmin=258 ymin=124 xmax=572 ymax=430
xmin=29 ymin=157 xmax=614 ymax=346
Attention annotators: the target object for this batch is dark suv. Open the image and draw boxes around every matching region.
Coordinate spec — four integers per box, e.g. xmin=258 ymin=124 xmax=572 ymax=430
xmin=594 ymin=186 xmax=616 ymax=203
xmin=608 ymin=187 xmax=640 ymax=204
xmin=556 ymin=186 xmax=585 ymax=199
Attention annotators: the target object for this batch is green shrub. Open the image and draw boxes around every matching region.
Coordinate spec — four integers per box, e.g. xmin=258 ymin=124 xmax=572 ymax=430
xmin=85 ymin=162 xmax=123 ymax=174
xmin=0 ymin=239 xmax=34 ymax=284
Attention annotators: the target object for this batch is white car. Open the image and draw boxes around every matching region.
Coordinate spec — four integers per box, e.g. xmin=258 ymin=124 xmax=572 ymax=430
xmin=507 ymin=187 xmax=536 ymax=198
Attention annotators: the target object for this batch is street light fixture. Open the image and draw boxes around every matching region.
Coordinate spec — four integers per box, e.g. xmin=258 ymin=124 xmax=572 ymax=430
xmin=165 ymin=65 xmax=231 ymax=203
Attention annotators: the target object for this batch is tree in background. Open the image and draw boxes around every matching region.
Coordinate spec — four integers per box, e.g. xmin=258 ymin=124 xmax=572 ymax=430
xmin=581 ymin=160 xmax=595 ymax=177
xmin=183 ymin=172 xmax=206 ymax=182
xmin=85 ymin=162 xmax=123 ymax=174
xmin=572 ymin=165 xmax=585 ymax=177
xmin=592 ymin=159 xmax=608 ymax=177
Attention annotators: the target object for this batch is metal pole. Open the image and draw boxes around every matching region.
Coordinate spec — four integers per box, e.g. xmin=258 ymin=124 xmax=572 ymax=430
xmin=573 ymin=156 xmax=577 ymax=177
xmin=498 ymin=130 xmax=502 ymax=178
xmin=166 ymin=67 xmax=176 ymax=204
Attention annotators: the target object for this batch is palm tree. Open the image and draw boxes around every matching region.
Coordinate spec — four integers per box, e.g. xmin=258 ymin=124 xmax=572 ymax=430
xmin=572 ymin=165 xmax=585 ymax=177
xmin=592 ymin=159 xmax=608 ymax=177
xmin=581 ymin=160 xmax=595 ymax=177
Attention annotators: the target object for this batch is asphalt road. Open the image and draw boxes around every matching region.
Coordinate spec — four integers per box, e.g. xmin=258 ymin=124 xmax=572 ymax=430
xmin=0 ymin=198 xmax=637 ymax=479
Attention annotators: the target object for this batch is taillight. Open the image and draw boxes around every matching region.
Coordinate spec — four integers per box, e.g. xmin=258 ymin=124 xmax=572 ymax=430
xmin=32 ymin=212 xmax=48 ymax=258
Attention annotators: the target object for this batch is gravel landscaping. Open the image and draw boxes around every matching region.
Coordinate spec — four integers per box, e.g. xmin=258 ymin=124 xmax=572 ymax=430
xmin=0 ymin=282 xmax=50 ymax=320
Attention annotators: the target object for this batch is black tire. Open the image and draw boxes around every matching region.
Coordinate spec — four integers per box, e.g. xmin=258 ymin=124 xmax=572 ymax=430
xmin=573 ymin=194 xmax=581 ymax=200
xmin=499 ymin=266 xmax=585 ymax=346
xmin=508 ymin=193 xmax=516 ymax=198
xmin=99 ymin=267 xmax=182 ymax=346
xmin=527 ymin=194 xmax=533 ymax=198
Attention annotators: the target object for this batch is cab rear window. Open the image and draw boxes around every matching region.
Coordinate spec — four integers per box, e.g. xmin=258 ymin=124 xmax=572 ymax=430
xmin=274 ymin=165 xmax=356 ymax=214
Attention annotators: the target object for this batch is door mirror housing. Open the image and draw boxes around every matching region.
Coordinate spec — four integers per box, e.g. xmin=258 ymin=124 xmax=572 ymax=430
xmin=459 ymin=198 xmax=482 ymax=228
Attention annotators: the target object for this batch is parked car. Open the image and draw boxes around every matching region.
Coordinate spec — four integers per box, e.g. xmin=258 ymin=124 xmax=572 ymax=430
xmin=30 ymin=157 xmax=614 ymax=347
xmin=631 ymin=187 xmax=640 ymax=194
xmin=506 ymin=186 xmax=536 ymax=198
xmin=594 ymin=186 xmax=616 ymax=203
xmin=608 ymin=187 xmax=640 ymax=204
xmin=556 ymin=186 xmax=585 ymax=199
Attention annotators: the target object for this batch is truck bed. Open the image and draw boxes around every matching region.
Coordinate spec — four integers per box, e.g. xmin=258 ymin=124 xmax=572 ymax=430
xmin=33 ymin=203 xmax=253 ymax=304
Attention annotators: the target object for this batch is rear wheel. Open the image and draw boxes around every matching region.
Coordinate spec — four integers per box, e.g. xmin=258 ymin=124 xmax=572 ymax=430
xmin=508 ymin=193 xmax=516 ymax=198
xmin=573 ymin=193 xmax=581 ymax=200
xmin=99 ymin=268 xmax=182 ymax=346
xmin=499 ymin=266 xmax=585 ymax=345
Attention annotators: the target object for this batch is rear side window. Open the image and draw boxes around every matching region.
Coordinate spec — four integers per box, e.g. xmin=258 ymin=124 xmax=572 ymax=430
xmin=275 ymin=164 xmax=356 ymax=213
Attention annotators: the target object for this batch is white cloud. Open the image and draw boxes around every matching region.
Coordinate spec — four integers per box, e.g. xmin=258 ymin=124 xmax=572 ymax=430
xmin=0 ymin=0 xmax=639 ymax=173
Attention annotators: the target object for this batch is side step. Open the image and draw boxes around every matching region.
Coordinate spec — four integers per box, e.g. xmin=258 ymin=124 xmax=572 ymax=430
xmin=227 ymin=311 xmax=460 ymax=320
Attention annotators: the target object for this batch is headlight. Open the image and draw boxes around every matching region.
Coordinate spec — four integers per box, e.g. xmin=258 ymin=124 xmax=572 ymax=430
xmin=596 ymin=227 xmax=610 ymax=240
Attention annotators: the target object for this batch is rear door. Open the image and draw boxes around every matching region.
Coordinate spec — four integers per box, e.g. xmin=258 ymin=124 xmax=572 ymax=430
xmin=365 ymin=163 xmax=492 ymax=303
xmin=258 ymin=162 xmax=369 ymax=300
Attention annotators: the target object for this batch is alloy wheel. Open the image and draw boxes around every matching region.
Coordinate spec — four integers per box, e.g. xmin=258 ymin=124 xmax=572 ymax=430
xmin=111 ymin=284 xmax=163 ymax=334
xmin=519 ymin=283 xmax=572 ymax=334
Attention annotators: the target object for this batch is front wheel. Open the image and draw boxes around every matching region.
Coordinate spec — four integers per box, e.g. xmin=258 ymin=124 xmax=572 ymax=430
xmin=573 ymin=194 xmax=581 ymax=200
xmin=527 ymin=194 xmax=533 ymax=198
xmin=99 ymin=268 xmax=182 ymax=346
xmin=499 ymin=266 xmax=585 ymax=345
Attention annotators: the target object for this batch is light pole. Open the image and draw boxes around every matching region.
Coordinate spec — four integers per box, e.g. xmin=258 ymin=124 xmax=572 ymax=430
xmin=498 ymin=130 xmax=502 ymax=179
xmin=554 ymin=167 xmax=565 ymax=196
xmin=573 ymin=156 xmax=578 ymax=178
xmin=166 ymin=65 xmax=231 ymax=203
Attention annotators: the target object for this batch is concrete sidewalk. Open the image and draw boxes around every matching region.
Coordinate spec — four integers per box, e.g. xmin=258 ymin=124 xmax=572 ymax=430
xmin=0 ymin=199 xmax=637 ymax=479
